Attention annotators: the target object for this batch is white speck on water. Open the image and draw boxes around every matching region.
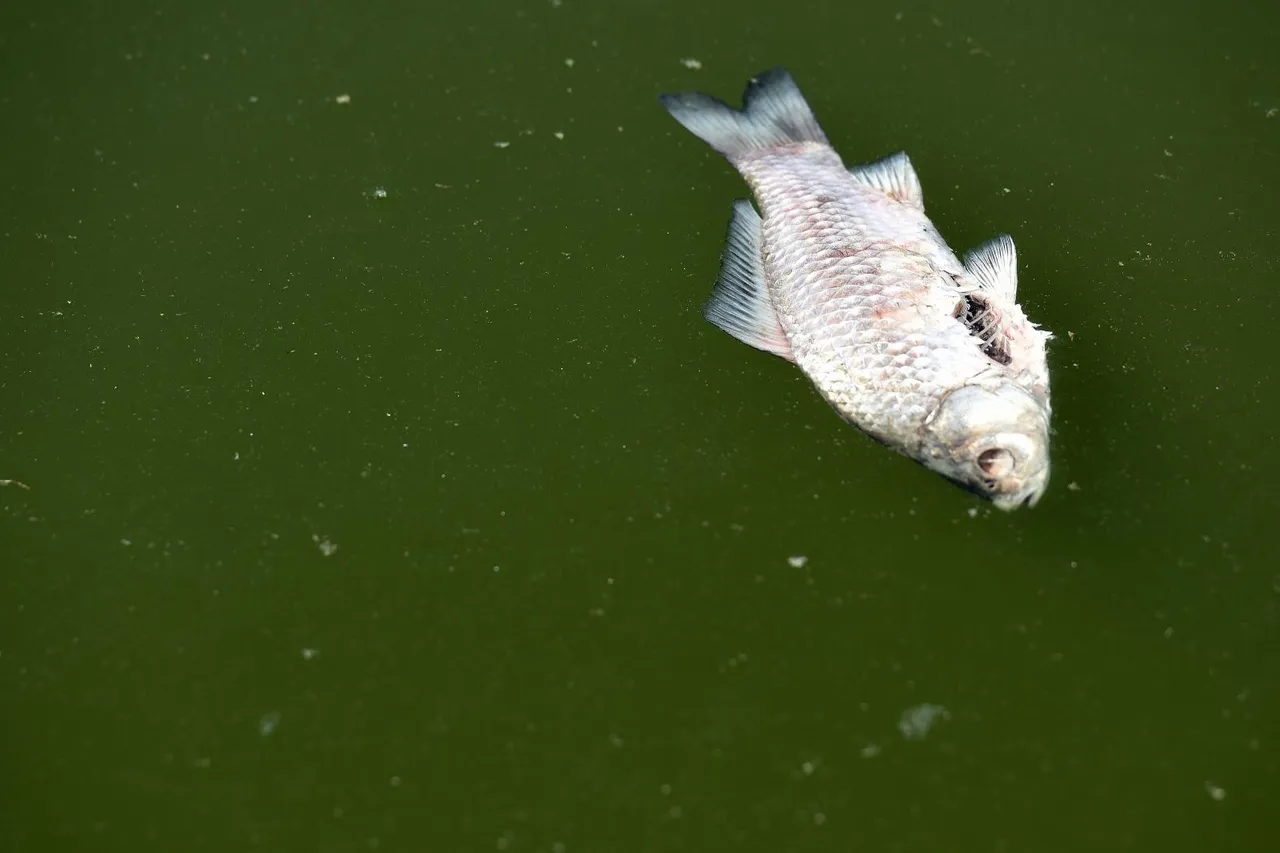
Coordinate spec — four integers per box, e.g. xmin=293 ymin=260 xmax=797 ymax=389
xmin=120 ymin=538 xmax=132 ymax=546
xmin=898 ymin=703 xmax=950 ymax=740
xmin=312 ymin=535 xmax=338 ymax=556
xmin=564 ymin=57 xmax=575 ymax=67
xmin=787 ymin=555 xmax=808 ymax=568
xmin=335 ymin=93 xmax=351 ymax=104
xmin=390 ymin=775 xmax=401 ymax=786
xmin=233 ymin=451 xmax=240 ymax=460
xmin=1266 ymin=107 xmax=1278 ymax=118
xmin=301 ymin=647 xmax=319 ymax=660
xmin=496 ymin=839 xmax=509 ymax=851
xmin=554 ymin=131 xmax=564 ymax=140
xmin=1067 ymin=481 xmax=1081 ymax=491
xmin=549 ymin=0 xmax=562 ymax=6
xmin=1205 ymin=781 xmax=1227 ymax=800
xmin=259 ymin=711 xmax=281 ymax=736
xmin=801 ymin=760 xmax=815 ymax=775
xmin=551 ymin=844 xmax=566 ymax=853
xmin=813 ymin=812 xmax=826 ymax=825
xmin=860 ymin=743 xmax=881 ymax=758
xmin=194 ymin=757 xmax=211 ymax=768
xmin=608 ymin=732 xmax=624 ymax=747
xmin=248 ymin=95 xmax=258 ymax=104
xmin=494 ymin=141 xmax=510 ymax=149
xmin=659 ymin=783 xmax=672 ymax=795
xmin=373 ymin=187 xmax=387 ymax=199
xmin=680 ymin=57 xmax=702 ymax=70
xmin=966 ymin=507 xmax=979 ymax=518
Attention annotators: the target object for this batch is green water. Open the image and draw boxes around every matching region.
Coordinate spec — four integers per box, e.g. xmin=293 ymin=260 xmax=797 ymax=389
xmin=3 ymin=0 xmax=1278 ymax=850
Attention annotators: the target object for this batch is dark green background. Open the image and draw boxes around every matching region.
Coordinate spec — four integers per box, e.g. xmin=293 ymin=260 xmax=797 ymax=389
xmin=3 ymin=0 xmax=1277 ymax=850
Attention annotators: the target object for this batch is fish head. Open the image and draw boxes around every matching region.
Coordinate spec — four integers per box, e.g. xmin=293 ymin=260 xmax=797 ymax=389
xmin=921 ymin=382 xmax=1051 ymax=510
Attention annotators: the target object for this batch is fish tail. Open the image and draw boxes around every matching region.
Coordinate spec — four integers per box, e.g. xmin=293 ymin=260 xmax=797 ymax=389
xmin=658 ymin=67 xmax=828 ymax=159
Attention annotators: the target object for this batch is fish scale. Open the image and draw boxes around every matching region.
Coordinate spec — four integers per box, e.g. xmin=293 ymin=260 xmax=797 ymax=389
xmin=660 ymin=67 xmax=1054 ymax=509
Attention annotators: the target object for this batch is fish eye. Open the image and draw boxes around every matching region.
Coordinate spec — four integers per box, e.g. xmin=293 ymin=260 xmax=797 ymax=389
xmin=976 ymin=447 xmax=1015 ymax=478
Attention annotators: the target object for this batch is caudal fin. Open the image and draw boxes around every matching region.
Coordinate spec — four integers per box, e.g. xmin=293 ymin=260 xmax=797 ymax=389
xmin=658 ymin=67 xmax=828 ymax=159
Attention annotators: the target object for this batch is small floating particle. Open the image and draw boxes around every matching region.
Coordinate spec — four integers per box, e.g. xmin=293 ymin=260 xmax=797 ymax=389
xmin=966 ymin=507 xmax=979 ymax=518
xmin=680 ymin=57 xmax=702 ymax=70
xmin=334 ymin=93 xmax=351 ymax=105
xmin=0 ymin=479 xmax=31 ymax=490
xmin=860 ymin=743 xmax=881 ymax=758
xmin=373 ymin=187 xmax=388 ymax=199
xmin=898 ymin=703 xmax=950 ymax=741
xmin=553 ymin=131 xmax=564 ymax=140
xmin=1067 ymin=330 xmax=1076 ymax=340
xmin=564 ymin=58 xmax=575 ymax=67
xmin=494 ymin=141 xmax=510 ymax=149
xmin=787 ymin=555 xmax=808 ymax=568
xmin=1205 ymin=781 xmax=1227 ymax=801
xmin=301 ymin=648 xmax=319 ymax=660
xmin=1067 ymin=481 xmax=1081 ymax=491
xmin=312 ymin=535 xmax=338 ymax=556
xmin=259 ymin=711 xmax=281 ymax=737
xmin=1266 ymin=107 xmax=1278 ymax=119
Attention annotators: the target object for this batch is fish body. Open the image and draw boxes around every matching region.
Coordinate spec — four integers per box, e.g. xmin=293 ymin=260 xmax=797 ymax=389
xmin=660 ymin=68 xmax=1053 ymax=509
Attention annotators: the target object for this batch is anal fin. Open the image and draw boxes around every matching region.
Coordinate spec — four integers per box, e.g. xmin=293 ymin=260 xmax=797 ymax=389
xmin=702 ymin=200 xmax=794 ymax=362
xmin=848 ymin=151 xmax=925 ymax=210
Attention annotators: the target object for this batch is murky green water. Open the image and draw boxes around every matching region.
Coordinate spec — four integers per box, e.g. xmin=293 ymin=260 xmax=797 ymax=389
xmin=4 ymin=0 xmax=1278 ymax=850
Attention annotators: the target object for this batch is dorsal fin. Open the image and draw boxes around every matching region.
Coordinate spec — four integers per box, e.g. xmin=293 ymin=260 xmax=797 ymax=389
xmin=848 ymin=151 xmax=924 ymax=210
xmin=702 ymin=200 xmax=795 ymax=361
xmin=963 ymin=234 xmax=1018 ymax=302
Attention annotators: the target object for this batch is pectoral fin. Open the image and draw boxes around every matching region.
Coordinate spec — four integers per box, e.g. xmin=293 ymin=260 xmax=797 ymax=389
xmin=963 ymin=234 xmax=1018 ymax=302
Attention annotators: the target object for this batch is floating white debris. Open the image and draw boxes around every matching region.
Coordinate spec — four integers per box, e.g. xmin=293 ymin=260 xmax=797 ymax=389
xmin=1205 ymin=781 xmax=1227 ymax=801
xmin=494 ymin=141 xmax=510 ymax=149
xmin=898 ymin=703 xmax=950 ymax=740
xmin=553 ymin=131 xmax=564 ymax=140
xmin=680 ymin=57 xmax=702 ymax=70
xmin=312 ymin=535 xmax=338 ymax=556
xmin=860 ymin=743 xmax=881 ymax=758
xmin=966 ymin=507 xmax=979 ymax=518
xmin=301 ymin=647 xmax=319 ymax=660
xmin=787 ymin=555 xmax=808 ymax=568
xmin=564 ymin=58 xmax=575 ymax=67
xmin=373 ymin=187 xmax=388 ymax=199
xmin=335 ymin=93 xmax=351 ymax=105
xmin=259 ymin=711 xmax=281 ymax=737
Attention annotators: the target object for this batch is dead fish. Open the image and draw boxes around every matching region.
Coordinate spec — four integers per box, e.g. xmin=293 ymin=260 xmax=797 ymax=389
xmin=659 ymin=68 xmax=1053 ymax=509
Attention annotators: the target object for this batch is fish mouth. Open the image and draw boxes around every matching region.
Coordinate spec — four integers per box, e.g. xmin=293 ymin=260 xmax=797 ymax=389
xmin=989 ymin=467 xmax=1049 ymax=511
